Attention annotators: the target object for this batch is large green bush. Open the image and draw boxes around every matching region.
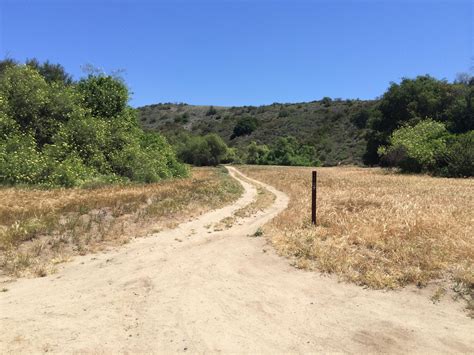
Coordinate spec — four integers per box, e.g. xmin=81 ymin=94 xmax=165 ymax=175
xmin=378 ymin=119 xmax=472 ymax=177
xmin=435 ymin=131 xmax=474 ymax=177
xmin=243 ymin=137 xmax=320 ymax=166
xmin=378 ymin=120 xmax=449 ymax=172
xmin=174 ymin=132 xmax=231 ymax=166
xmin=0 ymin=60 xmax=187 ymax=187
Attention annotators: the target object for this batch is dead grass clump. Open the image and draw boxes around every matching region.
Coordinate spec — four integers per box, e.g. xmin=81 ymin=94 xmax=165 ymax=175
xmin=239 ymin=165 xmax=473 ymax=297
xmin=0 ymin=167 xmax=243 ymax=277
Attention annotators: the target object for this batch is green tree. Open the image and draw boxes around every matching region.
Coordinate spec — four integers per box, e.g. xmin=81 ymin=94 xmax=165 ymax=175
xmin=378 ymin=119 xmax=449 ymax=173
xmin=77 ymin=75 xmax=129 ymax=119
xmin=26 ymin=58 xmax=73 ymax=85
xmin=175 ymin=132 xmax=231 ymax=166
xmin=246 ymin=141 xmax=269 ymax=164
xmin=364 ymin=75 xmax=473 ymax=164
xmin=265 ymin=136 xmax=319 ymax=166
xmin=435 ymin=131 xmax=474 ymax=177
xmin=232 ymin=116 xmax=258 ymax=138
xmin=0 ymin=65 xmax=80 ymax=146
xmin=0 ymin=60 xmax=186 ymax=187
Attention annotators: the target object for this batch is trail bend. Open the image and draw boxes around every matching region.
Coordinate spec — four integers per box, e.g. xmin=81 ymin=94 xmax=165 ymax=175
xmin=0 ymin=166 xmax=472 ymax=353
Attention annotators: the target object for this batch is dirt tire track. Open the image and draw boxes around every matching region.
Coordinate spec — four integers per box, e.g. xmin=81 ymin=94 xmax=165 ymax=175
xmin=0 ymin=166 xmax=472 ymax=353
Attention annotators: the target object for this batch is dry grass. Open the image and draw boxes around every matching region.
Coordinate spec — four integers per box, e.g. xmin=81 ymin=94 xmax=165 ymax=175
xmin=0 ymin=167 xmax=243 ymax=278
xmin=239 ymin=165 xmax=473 ymax=310
xmin=212 ymin=174 xmax=275 ymax=232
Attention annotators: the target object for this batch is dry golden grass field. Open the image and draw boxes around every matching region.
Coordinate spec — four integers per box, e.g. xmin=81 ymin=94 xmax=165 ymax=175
xmin=239 ymin=165 xmax=474 ymax=311
xmin=0 ymin=167 xmax=242 ymax=278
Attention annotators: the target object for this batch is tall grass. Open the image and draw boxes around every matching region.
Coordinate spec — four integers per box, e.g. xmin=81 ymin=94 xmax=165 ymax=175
xmin=240 ymin=166 xmax=473 ymax=309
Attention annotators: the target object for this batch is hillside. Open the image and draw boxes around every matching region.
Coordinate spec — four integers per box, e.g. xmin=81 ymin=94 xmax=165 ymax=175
xmin=137 ymin=99 xmax=377 ymax=166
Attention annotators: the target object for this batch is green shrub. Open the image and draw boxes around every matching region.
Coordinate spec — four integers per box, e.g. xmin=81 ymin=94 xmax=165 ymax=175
xmin=378 ymin=119 xmax=449 ymax=172
xmin=245 ymin=136 xmax=320 ymax=166
xmin=176 ymin=133 xmax=230 ymax=166
xmin=245 ymin=141 xmax=270 ymax=164
xmin=232 ymin=117 xmax=258 ymax=138
xmin=435 ymin=131 xmax=474 ymax=177
xmin=0 ymin=133 xmax=47 ymax=185
xmin=46 ymin=154 xmax=98 ymax=187
xmin=0 ymin=60 xmax=187 ymax=187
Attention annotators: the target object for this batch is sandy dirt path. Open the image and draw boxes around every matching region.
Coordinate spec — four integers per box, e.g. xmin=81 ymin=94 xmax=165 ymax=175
xmin=1 ymin=166 xmax=473 ymax=353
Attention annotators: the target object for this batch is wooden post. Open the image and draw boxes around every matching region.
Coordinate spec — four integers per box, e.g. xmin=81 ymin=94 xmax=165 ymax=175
xmin=312 ymin=170 xmax=317 ymax=225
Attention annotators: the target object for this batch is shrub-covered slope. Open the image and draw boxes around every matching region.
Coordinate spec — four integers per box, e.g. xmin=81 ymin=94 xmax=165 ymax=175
xmin=138 ymin=100 xmax=376 ymax=166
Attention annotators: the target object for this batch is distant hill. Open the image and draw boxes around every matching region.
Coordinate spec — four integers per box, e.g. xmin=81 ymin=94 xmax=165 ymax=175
xmin=137 ymin=99 xmax=377 ymax=165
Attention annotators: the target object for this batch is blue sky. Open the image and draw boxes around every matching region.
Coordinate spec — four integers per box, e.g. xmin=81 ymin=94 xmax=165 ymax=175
xmin=0 ymin=0 xmax=472 ymax=107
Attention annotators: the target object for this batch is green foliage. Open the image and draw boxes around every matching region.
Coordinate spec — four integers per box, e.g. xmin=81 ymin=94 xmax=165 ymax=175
xmin=321 ymin=97 xmax=332 ymax=107
xmin=378 ymin=120 xmax=449 ymax=172
xmin=0 ymin=65 xmax=80 ymax=146
xmin=243 ymin=137 xmax=320 ymax=166
xmin=139 ymin=99 xmax=372 ymax=166
xmin=435 ymin=131 xmax=474 ymax=177
xmin=278 ymin=109 xmax=289 ymax=118
xmin=137 ymin=74 xmax=472 ymax=171
xmin=378 ymin=119 xmax=473 ymax=177
xmin=173 ymin=132 xmax=231 ymax=166
xmin=245 ymin=141 xmax=270 ymax=164
xmin=365 ymin=75 xmax=473 ymax=165
xmin=26 ymin=58 xmax=73 ymax=85
xmin=232 ymin=116 xmax=258 ymax=138
xmin=77 ymin=75 xmax=129 ymax=119
xmin=265 ymin=136 xmax=320 ymax=166
xmin=0 ymin=132 xmax=47 ymax=185
xmin=0 ymin=59 xmax=187 ymax=187
xmin=351 ymin=109 xmax=371 ymax=128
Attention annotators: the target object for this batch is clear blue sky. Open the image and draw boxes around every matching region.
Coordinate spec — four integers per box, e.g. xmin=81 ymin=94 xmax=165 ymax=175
xmin=0 ymin=0 xmax=472 ymax=107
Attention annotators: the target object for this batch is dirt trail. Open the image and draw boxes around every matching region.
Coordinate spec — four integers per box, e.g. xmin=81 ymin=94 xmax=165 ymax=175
xmin=1 ymin=167 xmax=472 ymax=353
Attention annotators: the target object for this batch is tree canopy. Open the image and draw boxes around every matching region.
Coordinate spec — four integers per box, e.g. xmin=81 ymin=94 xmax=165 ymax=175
xmin=0 ymin=59 xmax=187 ymax=187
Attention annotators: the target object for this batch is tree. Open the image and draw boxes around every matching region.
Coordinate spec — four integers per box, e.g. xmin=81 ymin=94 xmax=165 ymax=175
xmin=321 ymin=97 xmax=332 ymax=107
xmin=26 ymin=58 xmax=73 ymax=85
xmin=364 ymin=75 xmax=472 ymax=164
xmin=0 ymin=60 xmax=187 ymax=187
xmin=232 ymin=117 xmax=258 ymax=138
xmin=378 ymin=119 xmax=449 ymax=173
xmin=246 ymin=141 xmax=269 ymax=164
xmin=175 ymin=132 xmax=231 ymax=166
xmin=77 ymin=75 xmax=129 ymax=119
xmin=435 ymin=131 xmax=474 ymax=177
xmin=265 ymin=136 xmax=319 ymax=166
xmin=0 ymin=65 xmax=78 ymax=146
